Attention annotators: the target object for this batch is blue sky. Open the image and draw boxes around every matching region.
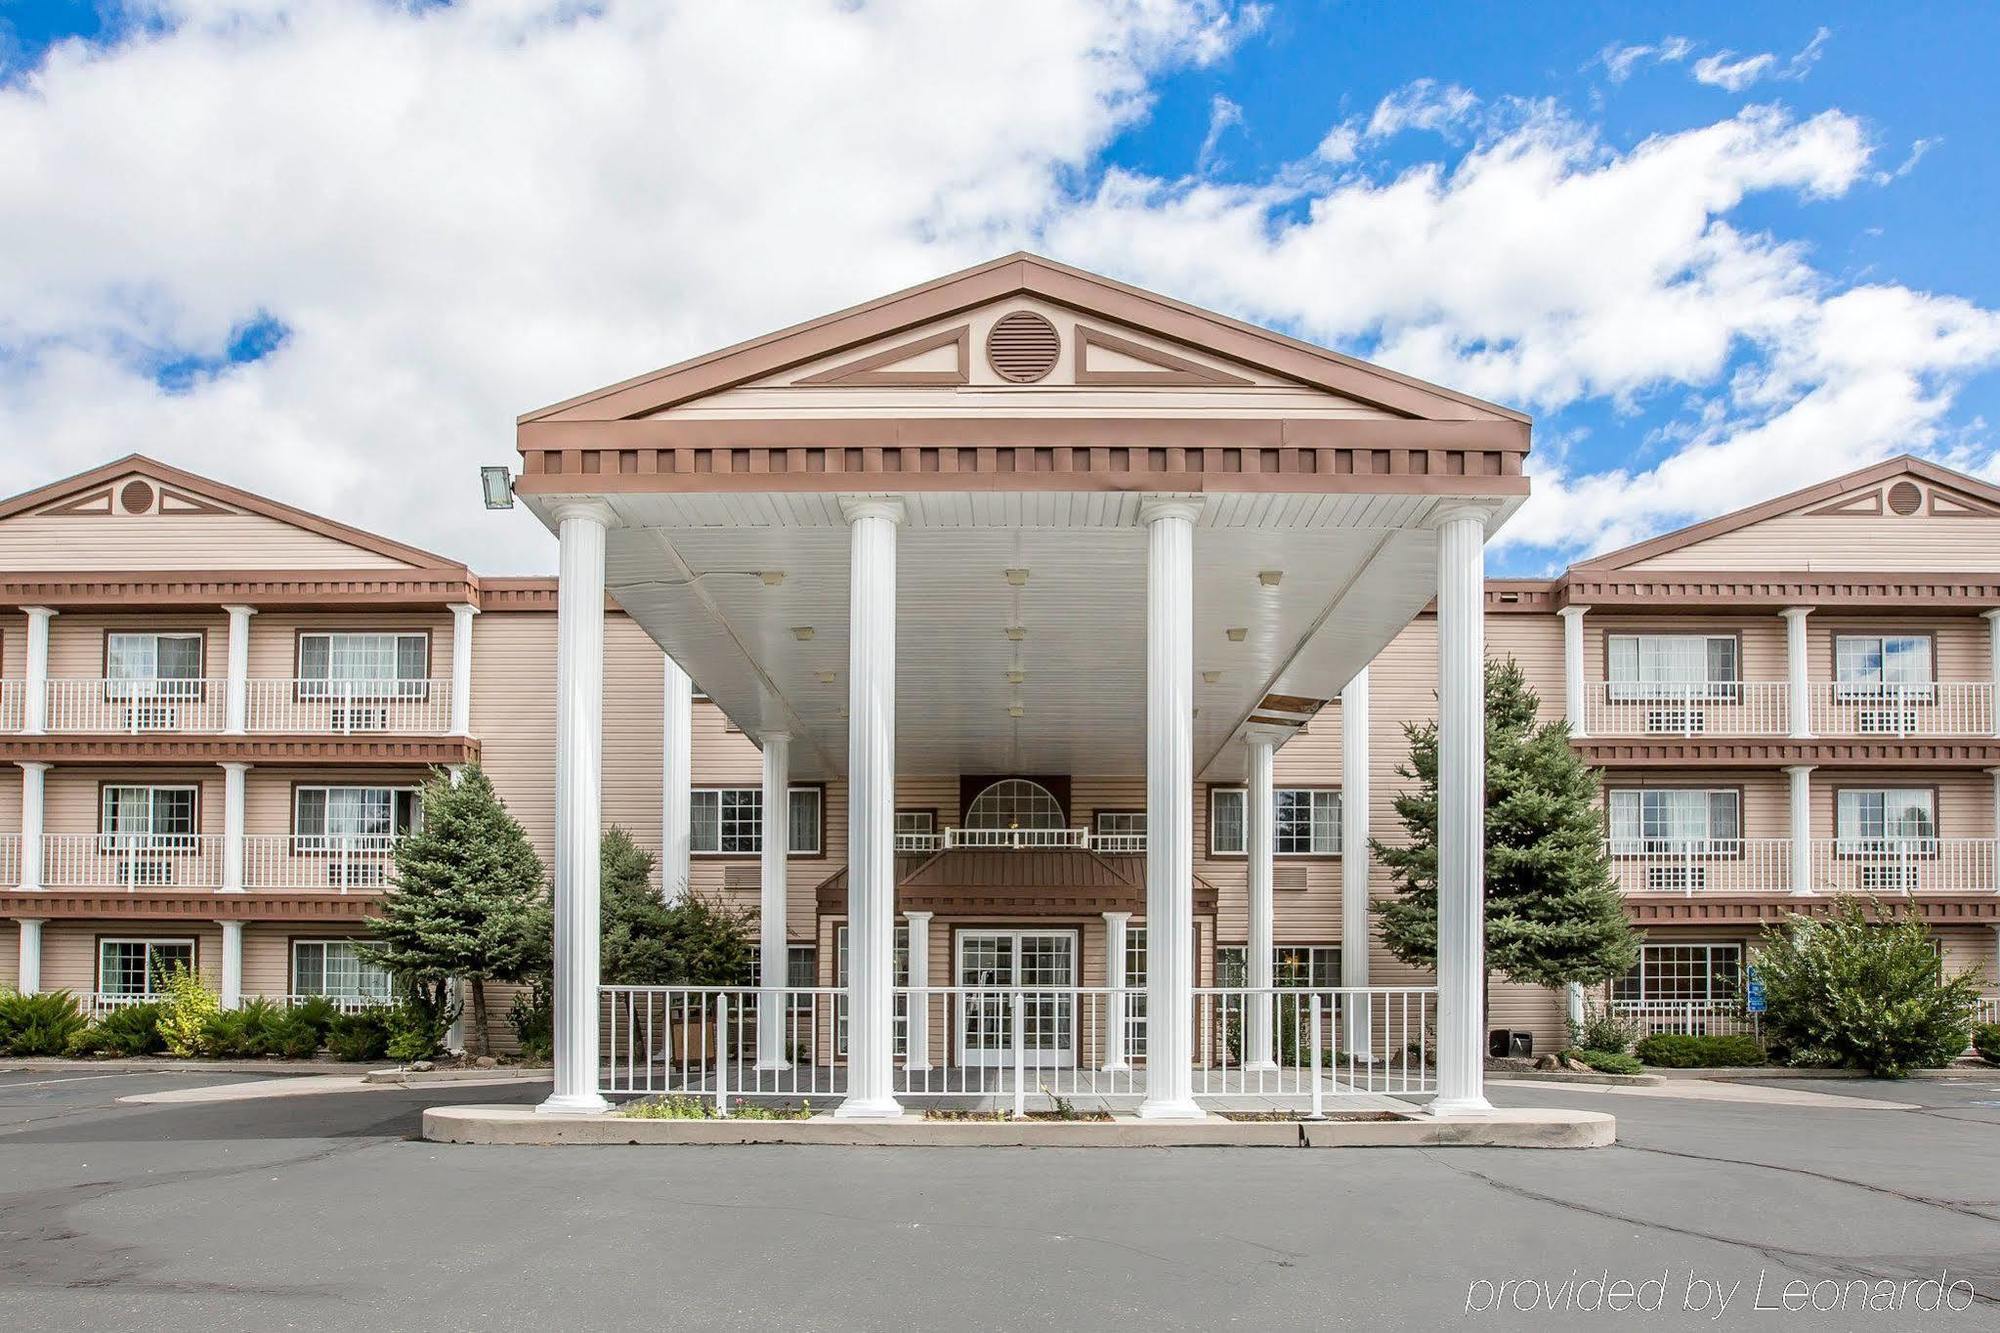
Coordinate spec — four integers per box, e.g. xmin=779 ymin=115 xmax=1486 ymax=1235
xmin=1 ymin=2 xmax=1996 ymax=573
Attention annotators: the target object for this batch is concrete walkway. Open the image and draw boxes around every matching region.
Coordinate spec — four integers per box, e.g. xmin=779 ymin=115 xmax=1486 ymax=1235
xmin=1488 ymin=1076 xmax=1914 ymax=1110
xmin=121 ymin=1072 xmax=549 ymax=1104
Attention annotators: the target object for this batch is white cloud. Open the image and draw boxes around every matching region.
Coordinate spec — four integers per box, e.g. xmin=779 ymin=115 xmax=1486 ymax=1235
xmin=1592 ymin=35 xmax=1693 ymax=82
xmin=1690 ymin=26 xmax=1830 ymax=93
xmin=1196 ymin=93 xmax=1243 ymax=172
xmin=1364 ymin=79 xmax=1479 ymax=140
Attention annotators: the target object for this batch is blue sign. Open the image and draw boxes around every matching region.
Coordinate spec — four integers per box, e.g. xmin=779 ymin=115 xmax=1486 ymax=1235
xmin=1745 ymin=967 xmax=1766 ymax=1014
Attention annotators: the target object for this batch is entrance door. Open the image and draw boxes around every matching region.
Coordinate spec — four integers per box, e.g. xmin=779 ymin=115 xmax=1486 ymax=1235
xmin=955 ymin=929 xmax=1076 ymax=1067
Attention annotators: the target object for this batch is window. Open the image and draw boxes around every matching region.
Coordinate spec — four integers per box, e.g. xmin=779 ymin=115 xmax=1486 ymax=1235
xmin=291 ymin=940 xmax=394 ymax=1003
xmin=298 ymin=632 xmax=429 ymax=699
xmin=963 ymin=779 xmax=1065 ymax=830
xmin=98 ymin=938 xmax=195 ymax=998
xmin=1606 ymin=634 xmax=1739 ymax=700
xmin=105 ymin=632 xmax=204 ymax=698
xmin=100 ymin=785 xmax=198 ymax=849
xmin=835 ymin=926 xmax=909 ymax=1056
xmin=293 ymin=786 xmax=420 ymax=849
xmin=1217 ymin=945 xmax=1341 ymax=988
xmin=1611 ymin=943 xmax=1742 ymax=1006
xmin=690 ymin=787 xmax=822 ymax=856
xmin=1092 ymin=811 xmax=1146 ymax=849
xmin=1607 ymin=789 xmax=1741 ymax=853
xmin=895 ymin=810 xmax=936 ymax=836
xmin=1209 ymin=788 xmax=1341 ymax=855
xmin=1835 ymin=635 xmax=1933 ymax=697
xmin=1836 ymin=788 xmax=1936 ymax=850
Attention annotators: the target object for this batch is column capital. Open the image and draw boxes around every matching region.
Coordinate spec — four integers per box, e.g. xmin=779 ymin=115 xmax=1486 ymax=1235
xmin=221 ymin=603 xmax=259 ymax=618
xmin=214 ymin=918 xmax=246 ymax=931
xmin=1780 ymin=605 xmax=1814 ymax=622
xmin=1101 ymin=909 xmax=1132 ymax=926
xmin=838 ymin=494 xmax=907 ymax=525
xmin=1424 ymin=500 xmax=1500 ymax=529
xmin=15 ymin=760 xmax=50 ymax=774
xmin=1136 ymin=494 xmax=1204 ymax=526
xmin=1557 ymin=604 xmax=1591 ymax=620
xmin=759 ymin=730 xmax=792 ymax=747
xmin=220 ymin=760 xmax=253 ymax=774
xmin=1783 ymin=763 xmax=1817 ymax=777
xmin=547 ymin=497 xmax=619 ymax=527
xmin=447 ymin=601 xmax=479 ymax=618
xmin=21 ymin=605 xmax=56 ymax=620
xmin=1242 ymin=722 xmax=1291 ymax=750
xmin=14 ymin=916 xmax=47 ymax=927
xmin=902 ymin=908 xmax=934 ymax=924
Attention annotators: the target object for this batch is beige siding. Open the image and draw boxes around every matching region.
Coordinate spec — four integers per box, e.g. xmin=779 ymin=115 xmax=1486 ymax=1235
xmin=44 ymin=612 xmax=226 ymax=678
xmin=0 ymin=512 xmax=418 ymax=571
xmin=1585 ymin=614 xmax=1789 ymax=682
xmin=1626 ymin=511 xmax=2000 ymax=572
xmin=36 ymin=920 xmax=224 ymax=994
xmin=45 ymin=766 xmax=224 ymax=835
xmin=249 ymin=611 xmax=455 ymax=679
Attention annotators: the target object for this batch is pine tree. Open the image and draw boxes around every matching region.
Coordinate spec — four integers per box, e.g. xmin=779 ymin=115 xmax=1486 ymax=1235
xmin=1374 ymin=658 xmax=1638 ymax=1011
xmin=598 ymin=825 xmax=754 ymax=986
xmin=367 ymin=766 xmax=551 ymax=1056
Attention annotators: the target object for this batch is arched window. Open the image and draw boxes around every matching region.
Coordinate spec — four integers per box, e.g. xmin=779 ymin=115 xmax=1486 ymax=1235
xmin=964 ymin=779 xmax=1066 ymax=830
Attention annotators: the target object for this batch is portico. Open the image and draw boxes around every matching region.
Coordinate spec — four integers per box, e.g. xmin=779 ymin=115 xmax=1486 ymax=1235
xmin=512 ymin=254 xmax=1529 ymax=1118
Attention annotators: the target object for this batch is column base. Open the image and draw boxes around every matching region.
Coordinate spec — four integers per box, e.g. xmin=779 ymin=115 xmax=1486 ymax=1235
xmin=1788 ymin=888 xmax=1817 ymax=898
xmin=536 ymin=1091 xmax=611 ymax=1116
xmin=833 ymin=1095 xmax=906 ymax=1120
xmin=753 ymin=1059 xmax=793 ymax=1072
xmin=1136 ymin=1097 xmax=1205 ymax=1121
xmin=1100 ymin=1061 xmax=1130 ymax=1074
xmin=1242 ymin=1060 xmax=1279 ymax=1073
xmin=1427 ymin=1095 xmax=1495 ymax=1118
xmin=903 ymin=1061 xmax=933 ymax=1074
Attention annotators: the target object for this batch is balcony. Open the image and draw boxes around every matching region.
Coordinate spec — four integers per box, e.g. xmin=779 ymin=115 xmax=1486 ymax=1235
xmin=893 ymin=827 xmax=1148 ymax=854
xmin=14 ymin=678 xmax=457 ymax=736
xmin=8 ymin=833 xmax=401 ymax=893
xmin=1606 ymin=838 xmax=1791 ymax=894
xmin=1581 ymin=681 xmax=1998 ymax=739
xmin=1605 ymin=837 xmax=1999 ymax=895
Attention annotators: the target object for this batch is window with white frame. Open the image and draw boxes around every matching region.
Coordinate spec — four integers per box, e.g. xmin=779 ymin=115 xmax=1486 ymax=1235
xmin=963 ymin=779 xmax=1066 ymax=830
xmin=1606 ymin=634 xmax=1739 ymax=700
xmin=1607 ymin=788 xmax=1741 ymax=854
xmin=1124 ymin=924 xmax=1148 ymax=1056
xmin=690 ymin=787 xmax=822 ymax=856
xmin=1611 ymin=943 xmax=1742 ymax=1006
xmin=1834 ymin=635 xmax=1933 ymax=698
xmin=98 ymin=938 xmax=195 ymax=997
xmin=1209 ymin=788 xmax=1341 ymax=855
xmin=1217 ymin=944 xmax=1341 ymax=988
xmin=105 ymin=632 xmax=204 ymax=699
xmin=1836 ymin=788 xmax=1937 ymax=850
xmin=297 ymin=631 xmax=429 ymax=699
xmin=1093 ymin=811 xmax=1145 ymax=836
xmin=99 ymin=785 xmax=198 ymax=849
xmin=291 ymin=940 xmax=394 ymax=1003
xmin=834 ymin=925 xmax=908 ymax=1056
xmin=895 ymin=810 xmax=936 ymax=837
xmin=293 ymin=786 xmax=420 ymax=850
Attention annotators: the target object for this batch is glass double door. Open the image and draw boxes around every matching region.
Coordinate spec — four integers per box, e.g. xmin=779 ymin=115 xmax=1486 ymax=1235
xmin=956 ymin=929 xmax=1076 ymax=1067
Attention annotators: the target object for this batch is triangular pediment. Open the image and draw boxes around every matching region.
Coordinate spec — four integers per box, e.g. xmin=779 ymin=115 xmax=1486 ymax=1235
xmin=1582 ymin=457 xmax=2000 ymax=573
xmin=0 ymin=456 xmax=464 ymax=573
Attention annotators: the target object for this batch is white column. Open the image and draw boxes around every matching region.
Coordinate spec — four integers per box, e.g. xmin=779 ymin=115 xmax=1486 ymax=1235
xmin=1990 ymin=923 xmax=2000 ymax=997
xmin=903 ymin=910 xmax=933 ymax=1072
xmin=1783 ymin=607 xmax=1813 ymax=739
xmin=1243 ymin=728 xmax=1280 ymax=1072
xmin=448 ymin=603 xmax=477 ymax=737
xmin=756 ymin=733 xmax=792 ymax=1070
xmin=834 ymin=496 xmax=904 ymax=1119
xmin=1559 ymin=605 xmax=1589 ymax=737
xmin=1433 ymin=503 xmax=1493 ymax=1116
xmin=1786 ymin=764 xmax=1815 ymax=896
xmin=661 ymin=656 xmax=693 ymax=902
xmin=1985 ymin=611 xmax=2000 ymax=739
xmin=17 ymin=919 xmax=44 ymax=994
xmin=1340 ymin=667 xmax=1373 ymax=1060
xmin=18 ymin=761 xmax=48 ymax=893
xmin=1565 ymin=982 xmax=1586 ymax=1033
xmin=218 ymin=919 xmax=244 ymax=1009
xmin=1101 ymin=910 xmax=1131 ymax=1071
xmin=539 ymin=501 xmax=614 ymax=1115
xmin=220 ymin=762 xmax=249 ymax=892
xmin=1989 ymin=768 xmax=2000 ymax=848
xmin=222 ymin=604 xmax=256 ymax=734
xmin=1138 ymin=496 xmax=1203 ymax=1119
xmin=22 ymin=607 xmax=54 ymax=735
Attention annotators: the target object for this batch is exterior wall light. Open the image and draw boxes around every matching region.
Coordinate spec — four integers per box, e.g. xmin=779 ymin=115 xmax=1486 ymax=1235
xmin=479 ymin=466 xmax=515 ymax=510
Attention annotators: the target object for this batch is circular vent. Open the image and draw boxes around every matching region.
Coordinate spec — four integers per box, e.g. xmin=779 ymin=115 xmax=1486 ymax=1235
xmin=987 ymin=311 xmax=1060 ymax=383
xmin=120 ymin=480 xmax=155 ymax=515
xmin=1887 ymin=481 xmax=1922 ymax=516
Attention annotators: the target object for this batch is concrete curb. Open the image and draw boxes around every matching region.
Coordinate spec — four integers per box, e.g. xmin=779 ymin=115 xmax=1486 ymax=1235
xmin=422 ymin=1104 xmax=1615 ymax=1149
xmin=363 ymin=1066 xmax=552 ymax=1086
xmin=1487 ymin=1069 xmax=1665 ymax=1087
xmin=0 ymin=1057 xmax=388 ymax=1076
xmin=1651 ymin=1064 xmax=1998 ymax=1081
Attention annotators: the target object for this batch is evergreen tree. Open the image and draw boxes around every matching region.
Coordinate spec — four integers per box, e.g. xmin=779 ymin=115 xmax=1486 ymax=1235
xmin=367 ymin=766 xmax=550 ymax=1056
xmin=1374 ymin=658 xmax=1638 ymax=1012
xmin=600 ymin=826 xmax=673 ymax=985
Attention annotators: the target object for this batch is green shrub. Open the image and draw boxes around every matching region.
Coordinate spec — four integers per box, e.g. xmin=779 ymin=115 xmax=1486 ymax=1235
xmin=287 ymin=995 xmax=342 ymax=1046
xmin=265 ymin=1007 xmax=325 ymax=1059
xmin=326 ymin=1006 xmax=395 ymax=1062
xmin=0 ymin=990 xmax=92 ymax=1056
xmin=1568 ymin=1000 xmax=1638 ymax=1056
xmin=1568 ymin=1048 xmax=1644 ymax=1075
xmin=1756 ymin=898 xmax=1981 ymax=1077
xmin=1634 ymin=1032 xmax=1766 ymax=1068
xmin=509 ymin=981 xmax=553 ymax=1063
xmin=78 ymin=1002 xmax=166 ymax=1057
xmin=386 ymin=996 xmax=452 ymax=1062
xmin=156 ymin=964 xmax=220 ymax=1057
xmin=201 ymin=998 xmax=302 ymax=1058
xmin=1974 ymin=1023 xmax=2000 ymax=1067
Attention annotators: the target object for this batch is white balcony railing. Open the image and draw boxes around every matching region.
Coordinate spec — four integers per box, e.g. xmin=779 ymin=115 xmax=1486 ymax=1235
xmin=1581 ymin=681 xmax=1790 ymax=737
xmin=894 ymin=827 xmax=1148 ymax=854
xmin=1610 ymin=1001 xmax=1761 ymax=1039
xmin=1605 ymin=839 xmax=1793 ymax=894
xmin=1807 ymin=838 xmax=2000 ymax=895
xmin=28 ymin=833 xmax=402 ymax=892
xmin=0 ymin=832 xmax=17 ymax=888
xmin=11 ymin=677 xmax=456 ymax=735
xmin=243 ymin=835 xmax=401 ymax=891
xmin=1808 ymin=681 xmax=1996 ymax=738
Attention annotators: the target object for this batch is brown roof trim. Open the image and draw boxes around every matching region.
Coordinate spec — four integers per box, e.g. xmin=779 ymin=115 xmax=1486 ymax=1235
xmin=1576 ymin=455 xmax=2000 ymax=572
xmin=522 ymin=253 xmax=1529 ymax=426
xmin=0 ymin=737 xmax=477 ymax=765
xmin=1576 ymin=739 xmax=2000 ymax=768
xmin=0 ymin=892 xmax=381 ymax=921
xmin=0 ymin=455 xmax=468 ymax=572
xmin=1484 ymin=579 xmax=1558 ymax=612
xmin=1556 ymin=571 xmax=2000 ymax=613
xmin=1625 ymin=895 xmax=2000 ymax=925
xmin=0 ymin=569 xmax=478 ymax=611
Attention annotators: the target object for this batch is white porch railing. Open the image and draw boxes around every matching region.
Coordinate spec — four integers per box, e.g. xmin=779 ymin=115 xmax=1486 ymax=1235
xmin=599 ymin=985 xmax=1435 ymax=1112
xmin=0 ymin=832 xmax=17 ymax=888
xmin=1611 ymin=1001 xmax=1761 ymax=1039
xmin=1605 ymin=838 xmax=1792 ymax=894
xmin=893 ymin=827 xmax=1148 ymax=854
xmin=1807 ymin=838 xmax=1999 ymax=895
xmin=1975 ymin=996 xmax=1999 ymax=1028
xmin=42 ymin=833 xmax=224 ymax=889
xmin=43 ymin=678 xmax=225 ymax=733
xmin=243 ymin=678 xmax=455 ymax=734
xmin=0 ymin=679 xmax=22 ymax=732
xmin=86 ymin=991 xmax=163 ymax=1018
xmin=1582 ymin=681 xmax=1789 ymax=737
xmin=1809 ymin=681 xmax=1995 ymax=738
xmin=285 ymin=992 xmax=394 ymax=1014
xmin=243 ymin=835 xmax=401 ymax=891
xmin=13 ymin=677 xmax=456 ymax=735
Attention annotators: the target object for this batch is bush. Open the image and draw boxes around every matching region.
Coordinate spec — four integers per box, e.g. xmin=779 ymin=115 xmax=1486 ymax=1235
xmin=1756 ymin=898 xmax=1982 ymax=1077
xmin=386 ymin=996 xmax=453 ymax=1062
xmin=0 ymin=990 xmax=92 ymax=1056
xmin=509 ymin=981 xmax=553 ymax=1063
xmin=1568 ymin=1048 xmax=1644 ymax=1075
xmin=326 ymin=1006 xmax=395 ymax=1062
xmin=1974 ymin=1023 xmax=2000 ymax=1067
xmin=77 ymin=1002 xmax=166 ymax=1057
xmin=287 ymin=995 xmax=342 ymax=1047
xmin=156 ymin=964 xmax=220 ymax=1057
xmin=1568 ymin=1000 xmax=1638 ymax=1056
xmin=1634 ymin=1032 xmax=1766 ymax=1068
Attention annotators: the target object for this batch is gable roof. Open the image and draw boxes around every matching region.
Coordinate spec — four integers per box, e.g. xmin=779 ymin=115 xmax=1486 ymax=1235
xmin=522 ymin=252 xmax=1528 ymax=425
xmin=0 ymin=454 xmax=468 ymax=572
xmin=1574 ymin=455 xmax=2000 ymax=572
